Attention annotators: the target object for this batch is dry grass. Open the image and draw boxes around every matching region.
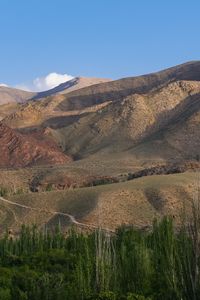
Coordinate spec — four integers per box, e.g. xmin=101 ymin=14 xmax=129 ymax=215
xmin=0 ymin=172 xmax=196 ymax=234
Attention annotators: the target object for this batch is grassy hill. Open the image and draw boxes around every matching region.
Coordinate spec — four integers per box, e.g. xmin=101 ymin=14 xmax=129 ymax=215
xmin=0 ymin=172 xmax=196 ymax=234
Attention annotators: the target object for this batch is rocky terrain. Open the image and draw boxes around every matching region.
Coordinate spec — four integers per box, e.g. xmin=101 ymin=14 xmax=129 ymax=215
xmin=0 ymin=122 xmax=71 ymax=168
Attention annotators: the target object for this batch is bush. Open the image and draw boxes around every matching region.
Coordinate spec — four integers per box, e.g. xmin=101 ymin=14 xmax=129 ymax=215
xmin=0 ymin=187 xmax=8 ymax=197
xmin=45 ymin=183 xmax=53 ymax=192
xmin=0 ymin=288 xmax=11 ymax=300
xmin=127 ymin=294 xmax=152 ymax=300
xmin=86 ymin=291 xmax=117 ymax=300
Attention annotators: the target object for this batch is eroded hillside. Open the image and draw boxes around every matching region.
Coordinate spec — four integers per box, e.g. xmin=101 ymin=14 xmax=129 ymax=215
xmin=0 ymin=122 xmax=71 ymax=168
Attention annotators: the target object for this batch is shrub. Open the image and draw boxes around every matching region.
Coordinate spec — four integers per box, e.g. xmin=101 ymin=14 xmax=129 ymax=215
xmin=0 ymin=187 xmax=8 ymax=197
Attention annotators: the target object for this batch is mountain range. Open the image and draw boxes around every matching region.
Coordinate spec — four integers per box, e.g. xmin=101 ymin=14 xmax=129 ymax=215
xmin=0 ymin=61 xmax=200 ymax=233
xmin=0 ymin=76 xmax=111 ymax=105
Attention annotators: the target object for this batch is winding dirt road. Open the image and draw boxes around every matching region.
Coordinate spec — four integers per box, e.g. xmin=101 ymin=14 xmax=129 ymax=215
xmin=0 ymin=196 xmax=114 ymax=233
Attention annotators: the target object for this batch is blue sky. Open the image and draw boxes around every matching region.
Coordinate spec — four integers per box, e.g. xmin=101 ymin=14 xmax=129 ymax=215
xmin=0 ymin=0 xmax=200 ymax=90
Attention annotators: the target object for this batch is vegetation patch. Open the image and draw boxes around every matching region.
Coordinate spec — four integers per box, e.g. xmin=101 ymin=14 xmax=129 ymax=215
xmin=0 ymin=216 xmax=199 ymax=299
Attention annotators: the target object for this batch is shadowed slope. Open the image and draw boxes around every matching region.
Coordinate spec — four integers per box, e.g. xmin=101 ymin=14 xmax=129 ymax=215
xmin=32 ymin=77 xmax=111 ymax=99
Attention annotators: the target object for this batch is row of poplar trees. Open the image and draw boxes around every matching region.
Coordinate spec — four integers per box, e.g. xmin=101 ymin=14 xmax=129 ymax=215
xmin=0 ymin=214 xmax=199 ymax=300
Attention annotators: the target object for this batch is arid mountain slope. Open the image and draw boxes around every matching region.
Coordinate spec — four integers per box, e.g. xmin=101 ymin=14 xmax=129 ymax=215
xmin=4 ymin=61 xmax=200 ymax=127
xmin=2 ymin=77 xmax=112 ymax=128
xmin=0 ymin=122 xmax=71 ymax=168
xmin=0 ymin=103 xmax=20 ymax=121
xmin=3 ymin=61 xmax=200 ymax=163
xmin=55 ymin=61 xmax=200 ymax=111
xmin=0 ymin=86 xmax=35 ymax=105
xmin=48 ymin=80 xmax=200 ymax=159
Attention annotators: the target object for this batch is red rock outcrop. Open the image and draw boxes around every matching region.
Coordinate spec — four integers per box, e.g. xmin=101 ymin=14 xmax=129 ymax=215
xmin=0 ymin=122 xmax=71 ymax=168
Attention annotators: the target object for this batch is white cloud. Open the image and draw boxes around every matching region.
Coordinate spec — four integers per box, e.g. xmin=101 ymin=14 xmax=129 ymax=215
xmin=0 ymin=83 xmax=8 ymax=87
xmin=15 ymin=72 xmax=74 ymax=92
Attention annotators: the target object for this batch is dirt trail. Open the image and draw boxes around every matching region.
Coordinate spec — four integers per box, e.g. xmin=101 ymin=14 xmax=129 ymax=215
xmin=0 ymin=196 xmax=114 ymax=233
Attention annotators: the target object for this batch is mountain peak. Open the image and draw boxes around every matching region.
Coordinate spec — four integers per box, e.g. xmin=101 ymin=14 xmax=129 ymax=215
xmin=32 ymin=76 xmax=111 ymax=100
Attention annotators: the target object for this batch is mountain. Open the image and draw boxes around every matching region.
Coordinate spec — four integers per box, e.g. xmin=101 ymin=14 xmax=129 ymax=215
xmin=0 ymin=61 xmax=200 ymax=232
xmin=0 ymin=77 xmax=110 ymax=105
xmin=3 ymin=61 xmax=200 ymax=160
xmin=3 ymin=61 xmax=200 ymax=158
xmin=0 ymin=76 xmax=111 ymax=125
xmin=33 ymin=77 xmax=111 ymax=99
xmin=54 ymin=61 xmax=200 ymax=111
xmin=53 ymin=79 xmax=200 ymax=159
xmin=4 ymin=61 xmax=199 ymax=123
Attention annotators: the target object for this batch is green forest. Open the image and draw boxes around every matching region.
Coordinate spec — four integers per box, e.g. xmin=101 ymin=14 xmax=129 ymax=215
xmin=0 ymin=217 xmax=200 ymax=300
